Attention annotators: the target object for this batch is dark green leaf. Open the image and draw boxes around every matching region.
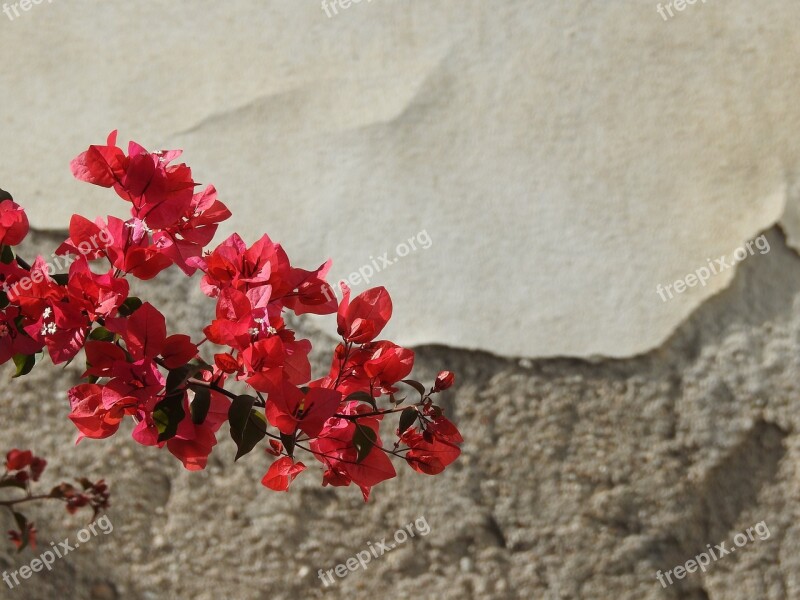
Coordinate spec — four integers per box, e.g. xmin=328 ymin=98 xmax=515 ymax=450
xmin=280 ymin=431 xmax=296 ymax=458
xmin=0 ymin=478 xmax=26 ymax=490
xmin=12 ymin=512 xmax=28 ymax=552
xmin=0 ymin=188 xmax=13 ymax=201
xmin=398 ymin=407 xmax=418 ymax=435
xmin=228 ymin=395 xmax=266 ymax=461
xmin=0 ymin=245 xmax=14 ymax=265
xmin=401 ymin=379 xmax=427 ymax=399
xmin=12 ymin=353 xmax=35 ymax=378
xmin=88 ymin=326 xmax=115 ymax=342
xmin=118 ymin=297 xmax=143 ymax=317
xmin=152 ymin=390 xmax=186 ymax=442
xmin=346 ymin=391 xmax=377 ymax=410
xmin=0 ymin=292 xmax=8 ymax=310
xmin=51 ymin=273 xmax=69 ymax=286
xmin=165 ymin=359 xmax=210 ymax=394
xmin=189 ymin=384 xmax=211 ymax=425
xmin=353 ymin=424 xmax=378 ymax=463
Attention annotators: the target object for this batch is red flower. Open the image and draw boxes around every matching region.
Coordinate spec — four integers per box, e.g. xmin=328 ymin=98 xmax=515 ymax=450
xmin=5 ymin=449 xmax=33 ymax=471
xmin=54 ymin=214 xmax=114 ymax=260
xmin=0 ymin=306 xmax=43 ymax=366
xmin=12 ymin=258 xmax=89 ymax=364
xmin=0 ymin=199 xmax=29 ymax=246
xmin=434 ymin=370 xmax=455 ymax=392
xmin=198 ymin=233 xmax=337 ymax=316
xmin=265 ymin=382 xmax=341 ymax=437
xmin=67 ymin=384 xmax=127 ymax=442
xmin=337 ymin=285 xmax=392 ymax=344
xmin=66 ymin=258 xmax=129 ymax=320
xmin=261 ymin=456 xmax=306 ymax=491
xmin=204 ymin=288 xmax=259 ymax=351
xmin=71 ymin=131 xmax=196 ymax=230
xmin=152 ymin=185 xmax=231 ymax=275
xmin=103 ymin=215 xmax=173 ymax=280
xmin=311 ymin=402 xmax=396 ymax=501
xmin=400 ymin=413 xmax=463 ymax=475
xmin=165 ymin=389 xmax=230 ymax=471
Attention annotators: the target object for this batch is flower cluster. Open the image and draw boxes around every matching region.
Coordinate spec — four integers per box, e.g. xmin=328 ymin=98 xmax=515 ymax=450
xmin=0 ymin=132 xmax=462 ymax=503
xmin=1 ymin=449 xmax=109 ymax=551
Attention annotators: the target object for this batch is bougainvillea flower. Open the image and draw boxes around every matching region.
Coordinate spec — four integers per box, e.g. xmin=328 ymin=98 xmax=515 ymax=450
xmin=71 ymin=131 xmax=196 ymax=230
xmin=5 ymin=449 xmax=33 ymax=471
xmin=103 ymin=216 xmax=173 ymax=280
xmin=261 ymin=456 xmax=306 ymax=491
xmin=199 ymin=233 xmax=282 ymax=297
xmin=66 ymin=258 xmax=129 ymax=320
xmin=67 ymin=384 xmax=127 ymax=442
xmin=204 ymin=287 xmax=260 ymax=351
xmin=281 ymin=260 xmax=338 ymax=316
xmin=265 ymin=382 xmax=341 ymax=437
xmin=0 ymin=199 xmax=29 ymax=246
xmin=54 ymin=215 xmax=114 ymax=260
xmin=362 ymin=341 xmax=415 ymax=392
xmin=400 ymin=414 xmax=463 ymax=475
xmin=0 ymin=306 xmax=43 ymax=365
xmin=242 ymin=335 xmax=312 ymax=394
xmin=337 ymin=285 xmax=392 ymax=344
xmin=311 ymin=402 xmax=396 ymax=501
xmin=153 ymin=185 xmax=231 ymax=276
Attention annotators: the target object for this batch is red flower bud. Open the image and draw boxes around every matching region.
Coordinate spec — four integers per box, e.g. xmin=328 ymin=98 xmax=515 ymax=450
xmin=30 ymin=457 xmax=47 ymax=482
xmin=434 ymin=371 xmax=455 ymax=392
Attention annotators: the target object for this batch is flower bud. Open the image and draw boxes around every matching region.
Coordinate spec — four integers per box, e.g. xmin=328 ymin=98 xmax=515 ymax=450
xmin=433 ymin=371 xmax=455 ymax=392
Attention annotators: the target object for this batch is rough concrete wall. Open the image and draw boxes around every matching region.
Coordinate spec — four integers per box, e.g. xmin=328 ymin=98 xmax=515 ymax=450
xmin=0 ymin=228 xmax=797 ymax=599
xmin=0 ymin=1 xmax=798 ymax=600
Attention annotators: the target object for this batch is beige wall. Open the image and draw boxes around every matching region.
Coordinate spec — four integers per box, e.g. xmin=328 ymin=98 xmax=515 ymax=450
xmin=1 ymin=0 xmax=798 ymax=358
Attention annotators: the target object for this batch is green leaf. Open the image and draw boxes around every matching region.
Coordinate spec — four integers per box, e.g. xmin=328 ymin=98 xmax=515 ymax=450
xmin=0 ymin=188 xmax=13 ymax=201
xmin=118 ymin=296 xmax=143 ymax=317
xmin=0 ymin=292 xmax=9 ymax=310
xmin=189 ymin=384 xmax=211 ymax=425
xmin=152 ymin=390 xmax=186 ymax=442
xmin=0 ymin=245 xmax=14 ymax=265
xmin=401 ymin=379 xmax=427 ymax=399
xmin=353 ymin=424 xmax=378 ymax=463
xmin=0 ymin=478 xmax=26 ymax=490
xmin=12 ymin=353 xmax=36 ymax=378
xmin=88 ymin=326 xmax=115 ymax=342
xmin=229 ymin=395 xmax=266 ymax=461
xmin=398 ymin=407 xmax=418 ymax=435
xmin=51 ymin=273 xmax=69 ymax=286
xmin=165 ymin=359 xmax=210 ymax=394
xmin=12 ymin=511 xmax=28 ymax=552
xmin=280 ymin=431 xmax=296 ymax=459
xmin=345 ymin=391 xmax=377 ymax=410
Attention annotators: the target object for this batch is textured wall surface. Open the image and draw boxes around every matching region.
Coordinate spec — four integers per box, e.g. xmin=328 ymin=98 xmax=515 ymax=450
xmin=3 ymin=0 xmax=800 ymax=357
xmin=1 ymin=1 xmax=799 ymax=599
